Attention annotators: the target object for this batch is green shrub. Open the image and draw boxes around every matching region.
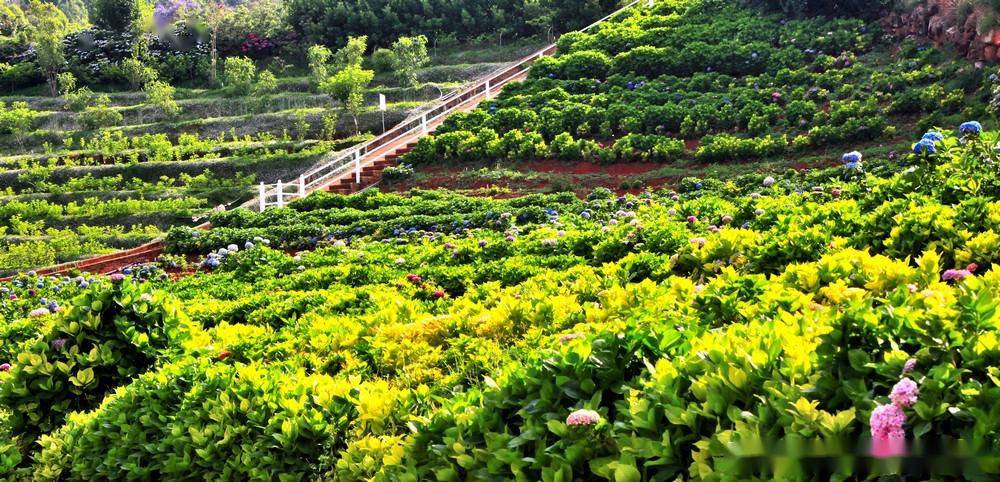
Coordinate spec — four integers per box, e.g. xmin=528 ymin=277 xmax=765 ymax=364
xmin=145 ymin=80 xmax=180 ymax=118
xmin=0 ymin=278 xmax=189 ymax=443
xmin=78 ymin=95 xmax=123 ymax=130
xmin=121 ymin=57 xmax=158 ymax=91
xmin=557 ymin=50 xmax=612 ymax=80
xmin=223 ymin=57 xmax=257 ymax=96
xmin=370 ymin=48 xmax=396 ymax=73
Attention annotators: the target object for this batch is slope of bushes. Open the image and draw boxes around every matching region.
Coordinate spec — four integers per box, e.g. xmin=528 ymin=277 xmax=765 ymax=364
xmin=1 ymin=123 xmax=999 ymax=479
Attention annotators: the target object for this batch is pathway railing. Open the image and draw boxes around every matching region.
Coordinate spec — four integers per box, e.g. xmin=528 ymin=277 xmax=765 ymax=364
xmin=255 ymin=0 xmax=645 ymax=211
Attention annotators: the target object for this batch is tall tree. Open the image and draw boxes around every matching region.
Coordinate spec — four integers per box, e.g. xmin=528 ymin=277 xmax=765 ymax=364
xmin=390 ymin=35 xmax=429 ymax=87
xmin=186 ymin=1 xmax=233 ymax=85
xmin=89 ymin=0 xmax=142 ymax=32
xmin=319 ymin=65 xmax=373 ymax=135
xmin=25 ymin=0 xmax=70 ymax=97
xmin=334 ymin=35 xmax=367 ymax=70
xmin=0 ymin=3 xmax=29 ymax=41
xmin=307 ymin=44 xmax=332 ymax=86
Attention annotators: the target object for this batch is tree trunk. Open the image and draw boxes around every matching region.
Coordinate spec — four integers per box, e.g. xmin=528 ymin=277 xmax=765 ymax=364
xmin=352 ymin=113 xmax=359 ymax=135
xmin=47 ymin=74 xmax=58 ymax=97
xmin=210 ymin=29 xmax=218 ymax=85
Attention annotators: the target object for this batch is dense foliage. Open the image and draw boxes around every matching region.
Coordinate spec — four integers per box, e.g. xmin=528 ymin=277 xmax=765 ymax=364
xmin=404 ymin=0 xmax=990 ymax=168
xmin=2 ymin=122 xmax=1000 ymax=478
xmin=5 ymin=0 xmax=1000 ymax=479
xmin=287 ymin=0 xmax=618 ymax=47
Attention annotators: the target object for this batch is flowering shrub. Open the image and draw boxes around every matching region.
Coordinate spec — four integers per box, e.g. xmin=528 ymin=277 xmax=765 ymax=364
xmin=4 ymin=126 xmax=1000 ymax=479
xmin=3 ymin=0 xmax=1000 ymax=478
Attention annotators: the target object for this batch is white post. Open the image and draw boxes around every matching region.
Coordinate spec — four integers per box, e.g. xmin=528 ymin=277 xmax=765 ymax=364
xmin=276 ymin=180 xmax=284 ymax=208
xmin=485 ymin=79 xmax=491 ymax=98
xmin=259 ymin=182 xmax=266 ymax=212
xmin=421 ymin=114 xmax=428 ymax=133
xmin=298 ymin=175 xmax=306 ymax=198
xmin=354 ymin=151 xmax=361 ymax=183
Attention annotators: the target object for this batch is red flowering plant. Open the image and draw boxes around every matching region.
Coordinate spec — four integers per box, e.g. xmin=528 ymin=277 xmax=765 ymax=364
xmin=240 ymin=32 xmax=275 ymax=59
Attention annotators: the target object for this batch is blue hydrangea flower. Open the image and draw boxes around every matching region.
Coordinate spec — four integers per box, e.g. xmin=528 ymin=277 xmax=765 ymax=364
xmin=959 ymin=121 xmax=982 ymax=135
xmin=913 ymin=138 xmax=937 ymax=155
xmin=844 ymin=161 xmax=862 ymax=171
xmin=921 ymin=131 xmax=944 ymax=142
xmin=841 ymin=151 xmax=862 ymax=163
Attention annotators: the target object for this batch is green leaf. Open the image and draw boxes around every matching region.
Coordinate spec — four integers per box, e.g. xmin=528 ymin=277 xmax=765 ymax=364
xmin=847 ymin=350 xmax=870 ymax=371
xmin=70 ymin=367 xmax=94 ymax=387
xmin=547 ymin=419 xmax=567 ymax=437
xmin=613 ymin=463 xmax=641 ymax=482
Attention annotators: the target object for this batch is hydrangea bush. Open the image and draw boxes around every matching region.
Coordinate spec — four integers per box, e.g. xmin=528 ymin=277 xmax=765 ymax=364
xmin=0 ymin=125 xmax=996 ymax=479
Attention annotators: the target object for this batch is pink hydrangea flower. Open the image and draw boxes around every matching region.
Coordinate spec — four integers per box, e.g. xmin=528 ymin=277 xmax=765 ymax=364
xmin=566 ymin=409 xmax=601 ymax=427
xmin=890 ymin=378 xmax=919 ymax=408
xmin=686 ymin=215 xmax=698 ymax=223
xmin=870 ymin=403 xmax=907 ymax=458
xmin=870 ymin=403 xmax=906 ymax=441
xmin=29 ymin=308 xmax=50 ymax=318
xmin=689 ymin=237 xmax=707 ymax=247
xmin=559 ymin=333 xmax=584 ymax=343
xmin=0 ymin=363 xmax=10 ymax=372
xmin=902 ymin=358 xmax=917 ymax=375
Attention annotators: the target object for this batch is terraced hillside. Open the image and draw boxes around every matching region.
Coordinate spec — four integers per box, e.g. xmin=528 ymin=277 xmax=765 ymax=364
xmin=389 ymin=1 xmax=994 ymax=194
xmin=3 ymin=122 xmax=1000 ymax=479
xmin=0 ymin=39 xmax=546 ymax=274
xmin=4 ymin=0 xmax=1000 ymax=480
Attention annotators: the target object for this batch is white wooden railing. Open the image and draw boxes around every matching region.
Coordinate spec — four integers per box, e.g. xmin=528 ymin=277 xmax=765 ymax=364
xmin=255 ymin=0 xmax=646 ymax=211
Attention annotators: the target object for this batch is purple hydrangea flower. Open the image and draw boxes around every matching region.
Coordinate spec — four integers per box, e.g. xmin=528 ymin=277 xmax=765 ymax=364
xmin=941 ymin=269 xmax=971 ymax=282
xmin=890 ymin=378 xmax=919 ymax=408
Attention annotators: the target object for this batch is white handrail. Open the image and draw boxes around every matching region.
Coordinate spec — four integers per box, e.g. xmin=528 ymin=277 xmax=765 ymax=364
xmin=256 ymin=0 xmax=647 ymax=211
